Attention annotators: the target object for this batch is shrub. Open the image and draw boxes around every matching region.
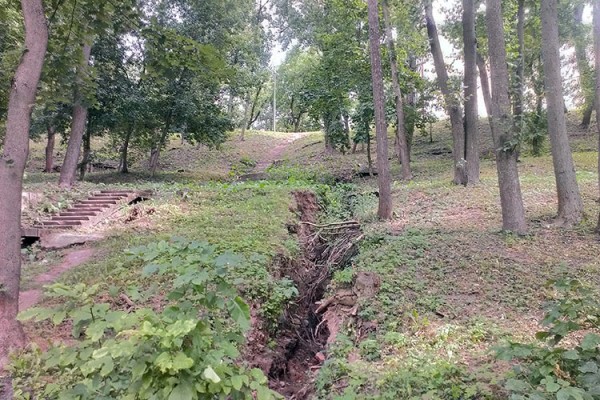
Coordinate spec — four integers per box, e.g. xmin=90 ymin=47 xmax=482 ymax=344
xmin=12 ymin=238 xmax=280 ymax=400
xmin=496 ymin=279 xmax=600 ymax=400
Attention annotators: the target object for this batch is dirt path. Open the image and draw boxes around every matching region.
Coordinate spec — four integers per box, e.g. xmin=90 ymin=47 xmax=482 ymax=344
xmin=254 ymin=132 xmax=311 ymax=172
xmin=19 ymin=248 xmax=95 ymax=310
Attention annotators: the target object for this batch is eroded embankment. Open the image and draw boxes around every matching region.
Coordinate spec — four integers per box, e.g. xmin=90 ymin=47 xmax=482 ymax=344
xmin=248 ymin=190 xmax=367 ymax=398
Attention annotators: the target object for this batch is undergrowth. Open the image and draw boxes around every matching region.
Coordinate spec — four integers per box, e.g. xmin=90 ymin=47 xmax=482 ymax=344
xmin=13 ymin=239 xmax=280 ymax=400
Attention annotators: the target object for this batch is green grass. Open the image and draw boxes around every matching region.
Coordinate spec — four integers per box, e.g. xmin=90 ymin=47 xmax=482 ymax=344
xmin=18 ymin=113 xmax=600 ymax=399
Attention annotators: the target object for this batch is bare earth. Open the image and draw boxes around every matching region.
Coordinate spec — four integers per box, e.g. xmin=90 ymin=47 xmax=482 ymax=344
xmin=254 ymin=132 xmax=312 ymax=172
xmin=19 ymin=248 xmax=95 ymax=310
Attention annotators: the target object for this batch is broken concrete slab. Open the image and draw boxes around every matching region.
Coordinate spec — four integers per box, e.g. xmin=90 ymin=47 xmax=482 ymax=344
xmin=21 ymin=192 xmax=43 ymax=212
xmin=40 ymin=232 xmax=105 ymax=250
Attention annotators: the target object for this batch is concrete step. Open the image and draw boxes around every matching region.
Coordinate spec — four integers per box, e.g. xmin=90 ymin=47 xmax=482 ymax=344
xmin=38 ymin=220 xmax=82 ymax=226
xmin=87 ymin=197 xmax=122 ymax=201
xmin=72 ymin=204 xmax=108 ymax=210
xmin=24 ymin=188 xmax=151 ymax=237
xmin=33 ymin=224 xmax=72 ymax=230
xmin=95 ymin=193 xmax=129 ymax=197
xmin=100 ymin=190 xmax=134 ymax=194
xmin=80 ymin=200 xmax=117 ymax=205
xmin=59 ymin=211 xmax=98 ymax=217
xmin=51 ymin=216 xmax=91 ymax=221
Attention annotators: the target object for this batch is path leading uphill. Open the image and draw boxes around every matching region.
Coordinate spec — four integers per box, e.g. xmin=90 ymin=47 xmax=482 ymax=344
xmin=254 ymin=132 xmax=311 ymax=172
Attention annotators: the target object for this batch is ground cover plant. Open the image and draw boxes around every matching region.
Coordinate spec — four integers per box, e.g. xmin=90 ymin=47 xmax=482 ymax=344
xmin=6 ymin=115 xmax=600 ymax=399
xmin=5 ymin=0 xmax=600 ymax=398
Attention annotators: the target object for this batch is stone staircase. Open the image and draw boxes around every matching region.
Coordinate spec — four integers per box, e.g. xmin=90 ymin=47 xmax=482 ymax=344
xmin=22 ymin=189 xmax=151 ymax=238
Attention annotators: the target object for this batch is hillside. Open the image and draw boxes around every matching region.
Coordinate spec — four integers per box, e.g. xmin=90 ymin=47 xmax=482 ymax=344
xmin=10 ymin=114 xmax=600 ymax=399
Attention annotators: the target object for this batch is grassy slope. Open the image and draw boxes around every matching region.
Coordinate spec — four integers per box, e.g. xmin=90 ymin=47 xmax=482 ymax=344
xmin=19 ymin=114 xmax=600 ymax=398
xmin=275 ymin=116 xmax=600 ymax=398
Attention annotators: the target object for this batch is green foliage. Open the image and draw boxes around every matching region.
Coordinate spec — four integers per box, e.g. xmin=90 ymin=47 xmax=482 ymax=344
xmin=12 ymin=239 xmax=280 ymax=400
xmin=316 ymin=183 xmax=378 ymax=223
xmin=0 ymin=0 xmax=23 ymax=125
xmin=316 ymin=336 xmax=490 ymax=399
xmin=521 ymin=111 xmax=548 ymax=157
xmin=497 ymin=279 xmax=600 ymax=400
xmin=228 ymin=254 xmax=298 ymax=331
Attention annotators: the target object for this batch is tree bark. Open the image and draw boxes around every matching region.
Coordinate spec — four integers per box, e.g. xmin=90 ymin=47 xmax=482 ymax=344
xmin=59 ymin=41 xmax=93 ymax=188
xmin=0 ymin=0 xmax=48 ymax=369
xmin=594 ymin=0 xmax=600 ymax=232
xmin=477 ymin=52 xmax=493 ymax=118
xmin=425 ymin=0 xmax=466 ymax=185
xmin=486 ymin=0 xmax=527 ymax=234
xmin=581 ymin=98 xmax=595 ymax=129
xmin=149 ymin=109 xmax=173 ymax=175
xmin=247 ymin=84 xmax=263 ymax=130
xmin=541 ymin=0 xmax=583 ymax=226
xmin=240 ymin=94 xmax=251 ymax=141
xmin=574 ymin=3 xmax=595 ymax=129
xmin=463 ymin=0 xmax=480 ymax=184
xmin=406 ymin=54 xmax=418 ymax=154
xmin=120 ymin=124 xmax=133 ymax=174
xmin=367 ymin=131 xmax=373 ymax=175
xmin=513 ymin=0 xmax=525 ymax=134
xmin=79 ymin=127 xmax=91 ymax=180
xmin=382 ymin=0 xmax=412 ymax=180
xmin=368 ymin=0 xmax=393 ymax=220
xmin=44 ymin=124 xmax=56 ymax=172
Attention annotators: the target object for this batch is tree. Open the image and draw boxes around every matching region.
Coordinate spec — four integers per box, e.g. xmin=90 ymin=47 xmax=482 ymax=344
xmin=0 ymin=0 xmax=47 ymax=368
xmin=477 ymin=52 xmax=493 ymax=119
xmin=59 ymin=41 xmax=93 ymax=188
xmin=486 ymin=0 xmax=527 ymax=234
xmin=463 ymin=0 xmax=479 ymax=184
xmin=277 ymin=47 xmax=319 ymax=132
xmin=425 ymin=0 xmax=466 ymax=185
xmin=594 ymin=0 xmax=600 ymax=232
xmin=382 ymin=0 xmax=412 ymax=180
xmin=573 ymin=2 xmax=595 ymax=128
xmin=367 ymin=0 xmax=393 ymax=220
xmin=541 ymin=0 xmax=583 ymax=227
xmin=513 ymin=0 xmax=525 ymax=140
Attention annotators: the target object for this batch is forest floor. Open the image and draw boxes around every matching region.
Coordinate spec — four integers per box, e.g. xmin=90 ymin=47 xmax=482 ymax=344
xmin=12 ymin=116 xmax=600 ymax=399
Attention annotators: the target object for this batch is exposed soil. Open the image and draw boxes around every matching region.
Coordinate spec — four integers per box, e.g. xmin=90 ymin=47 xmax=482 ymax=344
xmin=19 ymin=248 xmax=95 ymax=311
xmin=247 ymin=190 xmax=364 ymax=399
xmin=254 ymin=132 xmax=312 ymax=172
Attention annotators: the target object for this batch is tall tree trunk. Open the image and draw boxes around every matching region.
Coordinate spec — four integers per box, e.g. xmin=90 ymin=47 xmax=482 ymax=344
xmin=44 ymin=124 xmax=55 ymax=172
xmin=293 ymin=113 xmax=303 ymax=132
xmin=383 ymin=0 xmax=412 ymax=180
xmin=240 ymin=94 xmax=251 ymax=141
xmin=541 ymin=0 xmax=583 ymax=226
xmin=582 ymin=98 xmax=595 ymax=129
xmin=323 ymin=112 xmax=336 ymax=154
xmin=513 ymin=0 xmax=525 ymax=134
xmin=343 ymin=112 xmax=351 ymax=152
xmin=59 ymin=41 xmax=92 ymax=188
xmin=574 ymin=3 xmax=595 ymax=128
xmin=0 ymin=0 xmax=48 ymax=370
xmin=149 ymin=110 xmax=172 ymax=175
xmin=79 ymin=127 xmax=91 ymax=180
xmin=368 ymin=0 xmax=393 ymax=220
xmin=247 ymin=84 xmax=263 ymax=130
xmin=477 ymin=52 xmax=493 ymax=118
xmin=120 ymin=124 xmax=133 ymax=174
xmin=463 ymin=0 xmax=480 ymax=184
xmin=425 ymin=0 xmax=466 ymax=185
xmin=486 ymin=0 xmax=527 ymax=234
xmin=367 ymin=131 xmax=373 ymax=175
xmin=594 ymin=0 xmax=600 ymax=232
xmin=406 ymin=54 xmax=418 ymax=154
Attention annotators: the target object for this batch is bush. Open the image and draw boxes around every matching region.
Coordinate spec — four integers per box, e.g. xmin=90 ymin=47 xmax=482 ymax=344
xmin=496 ymin=279 xmax=600 ymax=400
xmin=12 ymin=238 xmax=280 ymax=400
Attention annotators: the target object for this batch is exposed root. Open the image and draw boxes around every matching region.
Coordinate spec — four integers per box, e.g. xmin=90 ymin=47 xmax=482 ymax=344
xmin=252 ymin=190 xmax=364 ymax=398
